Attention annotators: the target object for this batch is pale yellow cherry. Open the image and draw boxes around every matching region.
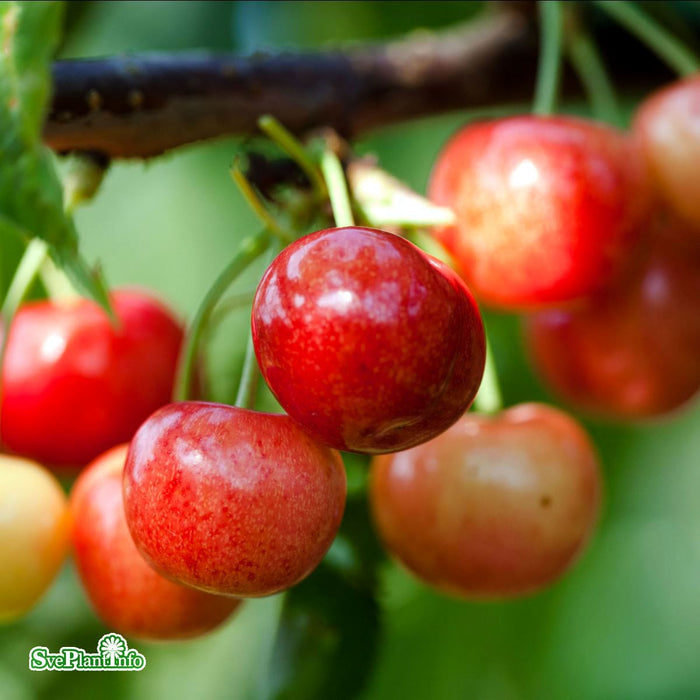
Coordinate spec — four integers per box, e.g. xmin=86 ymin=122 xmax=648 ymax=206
xmin=0 ymin=454 xmax=70 ymax=622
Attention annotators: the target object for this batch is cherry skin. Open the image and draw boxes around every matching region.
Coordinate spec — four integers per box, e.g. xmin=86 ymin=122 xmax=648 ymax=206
xmin=251 ymin=226 xmax=485 ymax=454
xmin=71 ymin=444 xmax=239 ymax=641
xmin=370 ymin=403 xmax=601 ymax=598
xmin=523 ymin=214 xmax=700 ymax=419
xmin=428 ymin=115 xmax=652 ymax=310
xmin=0 ymin=288 xmax=183 ymax=469
xmin=123 ymin=401 xmax=347 ymax=598
xmin=634 ymin=73 xmax=700 ymax=229
xmin=0 ymin=454 xmax=70 ymax=622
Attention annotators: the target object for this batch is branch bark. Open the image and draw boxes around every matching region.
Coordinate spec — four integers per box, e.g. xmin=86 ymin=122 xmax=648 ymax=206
xmin=44 ymin=3 xmax=677 ymax=160
xmin=44 ymin=7 xmax=538 ymax=158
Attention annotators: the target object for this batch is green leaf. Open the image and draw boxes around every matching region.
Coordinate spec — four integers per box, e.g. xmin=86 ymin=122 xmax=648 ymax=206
xmin=0 ymin=1 xmax=112 ymax=311
xmin=266 ymin=496 xmax=385 ymax=700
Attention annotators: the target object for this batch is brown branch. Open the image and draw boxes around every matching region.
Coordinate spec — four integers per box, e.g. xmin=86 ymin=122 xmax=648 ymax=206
xmin=45 ymin=8 xmax=538 ymax=158
xmin=44 ymin=3 xmax=679 ymax=160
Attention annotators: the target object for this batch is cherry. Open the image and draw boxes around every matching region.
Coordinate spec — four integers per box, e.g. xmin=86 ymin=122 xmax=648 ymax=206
xmin=251 ymin=226 xmax=485 ymax=454
xmin=123 ymin=401 xmax=346 ymax=598
xmin=523 ymin=213 xmax=700 ymax=419
xmin=428 ymin=115 xmax=652 ymax=310
xmin=0 ymin=288 xmax=183 ymax=469
xmin=634 ymin=73 xmax=700 ymax=229
xmin=0 ymin=454 xmax=70 ymax=622
xmin=71 ymin=444 xmax=239 ymax=641
xmin=370 ymin=403 xmax=601 ymax=598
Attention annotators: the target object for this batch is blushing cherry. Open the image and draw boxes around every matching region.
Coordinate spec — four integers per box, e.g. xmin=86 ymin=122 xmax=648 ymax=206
xmin=370 ymin=403 xmax=601 ymax=598
xmin=123 ymin=401 xmax=346 ymax=598
xmin=1 ymin=288 xmax=183 ymax=469
xmin=71 ymin=444 xmax=240 ymax=641
xmin=428 ymin=115 xmax=652 ymax=310
xmin=634 ymin=73 xmax=700 ymax=229
xmin=251 ymin=226 xmax=485 ymax=454
xmin=0 ymin=454 xmax=70 ymax=622
xmin=523 ymin=213 xmax=700 ymax=419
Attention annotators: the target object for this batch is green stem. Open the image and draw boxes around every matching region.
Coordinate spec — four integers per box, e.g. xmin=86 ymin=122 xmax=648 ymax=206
xmin=533 ymin=1 xmax=564 ymax=116
xmin=566 ymin=10 xmax=622 ymax=125
xmin=594 ymin=1 xmax=700 ymax=77
xmin=0 ymin=239 xmax=50 ymax=401
xmin=40 ymin=255 xmax=80 ymax=302
xmin=257 ymin=115 xmax=327 ymax=198
xmin=473 ymin=333 xmax=503 ymax=414
xmin=230 ymin=163 xmax=293 ymax=245
xmin=173 ymin=229 xmax=271 ymax=402
xmin=233 ymin=243 xmax=278 ymax=409
xmin=234 ymin=333 xmax=260 ymax=410
xmin=210 ymin=289 xmax=258 ymax=328
xmin=320 ymin=149 xmax=354 ymax=228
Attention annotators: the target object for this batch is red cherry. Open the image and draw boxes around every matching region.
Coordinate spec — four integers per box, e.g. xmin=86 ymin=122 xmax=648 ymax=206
xmin=634 ymin=73 xmax=700 ymax=229
xmin=523 ymin=214 xmax=700 ymax=419
xmin=123 ymin=401 xmax=346 ymax=598
xmin=370 ymin=403 xmax=601 ymax=598
xmin=1 ymin=288 xmax=183 ymax=468
xmin=428 ymin=115 xmax=652 ymax=310
xmin=251 ymin=226 xmax=485 ymax=454
xmin=71 ymin=444 xmax=239 ymax=641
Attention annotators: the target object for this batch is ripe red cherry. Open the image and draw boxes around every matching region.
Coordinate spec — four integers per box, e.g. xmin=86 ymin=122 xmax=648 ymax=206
xmin=0 ymin=288 xmax=183 ymax=468
xmin=428 ymin=115 xmax=652 ymax=310
xmin=634 ymin=73 xmax=700 ymax=229
xmin=370 ymin=403 xmax=601 ymax=598
xmin=71 ymin=444 xmax=239 ymax=640
xmin=523 ymin=214 xmax=700 ymax=419
xmin=251 ymin=226 xmax=485 ymax=454
xmin=123 ymin=401 xmax=346 ymax=598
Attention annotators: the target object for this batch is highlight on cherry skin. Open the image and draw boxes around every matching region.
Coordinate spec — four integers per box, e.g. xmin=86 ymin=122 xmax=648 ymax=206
xmin=251 ymin=226 xmax=486 ymax=454
xmin=0 ymin=454 xmax=70 ymax=623
xmin=523 ymin=212 xmax=700 ymax=419
xmin=123 ymin=401 xmax=347 ymax=598
xmin=0 ymin=287 xmax=184 ymax=470
xmin=71 ymin=444 xmax=240 ymax=641
xmin=428 ymin=114 xmax=652 ymax=311
xmin=634 ymin=72 xmax=700 ymax=229
xmin=369 ymin=403 xmax=601 ymax=599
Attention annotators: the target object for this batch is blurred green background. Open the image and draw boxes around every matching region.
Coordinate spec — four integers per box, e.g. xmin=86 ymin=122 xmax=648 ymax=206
xmin=2 ymin=2 xmax=700 ymax=699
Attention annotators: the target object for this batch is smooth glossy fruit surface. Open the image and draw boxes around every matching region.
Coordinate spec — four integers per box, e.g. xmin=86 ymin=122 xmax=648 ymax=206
xmin=524 ymin=215 xmax=700 ymax=419
xmin=634 ymin=73 xmax=700 ymax=228
xmin=1 ymin=288 xmax=183 ymax=468
xmin=428 ymin=115 xmax=651 ymax=310
xmin=251 ymin=226 xmax=485 ymax=453
xmin=71 ymin=445 xmax=239 ymax=640
xmin=0 ymin=454 xmax=69 ymax=622
xmin=123 ymin=401 xmax=346 ymax=597
xmin=370 ymin=403 xmax=601 ymax=598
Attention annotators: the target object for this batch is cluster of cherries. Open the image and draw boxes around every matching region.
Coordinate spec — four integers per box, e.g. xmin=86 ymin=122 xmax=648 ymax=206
xmin=1 ymin=73 xmax=699 ymax=642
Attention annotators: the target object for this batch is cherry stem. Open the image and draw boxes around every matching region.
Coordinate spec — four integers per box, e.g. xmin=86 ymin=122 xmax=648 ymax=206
xmin=209 ymin=289 xmax=257 ymax=328
xmin=257 ymin=115 xmax=328 ymax=198
xmin=173 ymin=228 xmax=271 ymax=402
xmin=473 ymin=333 xmax=503 ymax=415
xmin=234 ymin=333 xmax=259 ymax=410
xmin=533 ymin=0 xmax=563 ymax=116
xmin=0 ymin=238 xmax=49 ymax=402
xmin=321 ymin=149 xmax=355 ymax=228
xmin=594 ymin=1 xmax=700 ymax=77
xmin=40 ymin=255 xmax=81 ymax=304
xmin=565 ymin=8 xmax=622 ymax=126
xmin=233 ymin=244 xmax=278 ymax=410
xmin=230 ymin=162 xmax=294 ymax=245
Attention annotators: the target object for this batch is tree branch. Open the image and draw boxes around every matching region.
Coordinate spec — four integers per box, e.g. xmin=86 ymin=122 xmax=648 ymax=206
xmin=45 ymin=8 xmax=538 ymax=158
xmin=44 ymin=3 xmax=678 ymax=160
